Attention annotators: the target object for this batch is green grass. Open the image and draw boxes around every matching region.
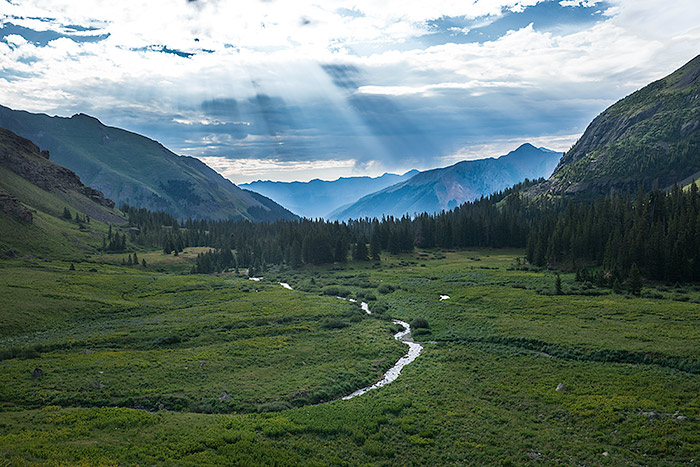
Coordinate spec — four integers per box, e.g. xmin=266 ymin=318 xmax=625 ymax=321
xmin=0 ymin=263 xmax=404 ymax=414
xmin=1 ymin=249 xmax=699 ymax=465
xmin=0 ymin=165 xmax=125 ymax=261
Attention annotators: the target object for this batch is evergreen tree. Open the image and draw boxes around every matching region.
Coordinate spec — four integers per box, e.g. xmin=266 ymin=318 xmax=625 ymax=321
xmin=289 ymin=240 xmax=302 ymax=268
xmin=612 ymin=278 xmax=622 ymax=294
xmin=370 ymin=230 xmax=381 ymax=261
xmin=353 ymin=239 xmax=369 ymax=261
xmin=142 ymin=259 xmax=147 ymax=268
xmin=555 ymin=273 xmax=562 ymax=295
xmin=334 ymin=238 xmax=347 ymax=263
xmin=133 ymin=252 xmax=139 ymax=266
xmin=62 ymin=207 xmax=72 ymax=220
xmin=626 ymin=263 xmax=643 ymax=295
xmin=69 ymin=263 xmax=75 ymax=271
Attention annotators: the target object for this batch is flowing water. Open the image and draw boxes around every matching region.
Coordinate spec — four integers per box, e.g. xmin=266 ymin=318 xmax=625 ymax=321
xmin=279 ymin=281 xmax=423 ymax=400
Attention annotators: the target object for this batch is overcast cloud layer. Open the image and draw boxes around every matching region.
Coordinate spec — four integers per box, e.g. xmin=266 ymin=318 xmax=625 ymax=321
xmin=1 ymin=0 xmax=698 ymax=182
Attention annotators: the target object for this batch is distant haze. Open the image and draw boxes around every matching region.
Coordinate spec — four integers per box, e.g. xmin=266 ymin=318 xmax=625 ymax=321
xmin=241 ymin=171 xmax=418 ymax=218
xmin=330 ymin=144 xmax=561 ymax=220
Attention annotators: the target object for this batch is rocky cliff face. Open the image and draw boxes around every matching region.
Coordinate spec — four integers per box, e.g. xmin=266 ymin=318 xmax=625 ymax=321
xmin=0 ymin=127 xmax=115 ymax=209
xmin=532 ymin=54 xmax=700 ymax=197
xmin=0 ymin=128 xmax=115 ymax=208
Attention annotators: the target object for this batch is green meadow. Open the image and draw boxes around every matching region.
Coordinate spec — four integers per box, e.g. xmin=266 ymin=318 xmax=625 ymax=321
xmin=1 ymin=249 xmax=699 ymax=465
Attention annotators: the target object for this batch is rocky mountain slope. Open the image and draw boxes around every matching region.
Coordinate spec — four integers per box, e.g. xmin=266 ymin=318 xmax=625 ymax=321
xmin=330 ymin=144 xmax=561 ymax=220
xmin=0 ymin=128 xmax=119 ymax=223
xmin=241 ymin=170 xmax=419 ymax=219
xmin=533 ymin=54 xmax=700 ymax=196
xmin=0 ymin=106 xmax=296 ymax=221
xmin=0 ymin=127 xmax=128 ymax=258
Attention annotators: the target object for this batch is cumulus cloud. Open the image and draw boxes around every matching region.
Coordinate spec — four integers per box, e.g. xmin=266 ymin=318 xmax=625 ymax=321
xmin=0 ymin=0 xmax=698 ymax=182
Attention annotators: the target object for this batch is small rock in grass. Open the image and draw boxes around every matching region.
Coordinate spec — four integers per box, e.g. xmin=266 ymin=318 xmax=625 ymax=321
xmin=641 ymin=411 xmax=660 ymax=419
xmin=555 ymin=383 xmax=567 ymax=392
xmin=602 ymin=451 xmax=609 ymax=456
xmin=219 ymin=392 xmax=231 ymax=402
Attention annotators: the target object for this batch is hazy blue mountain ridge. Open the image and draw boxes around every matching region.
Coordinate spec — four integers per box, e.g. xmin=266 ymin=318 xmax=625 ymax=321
xmin=241 ymin=170 xmax=419 ymax=218
xmin=330 ymin=144 xmax=561 ymax=220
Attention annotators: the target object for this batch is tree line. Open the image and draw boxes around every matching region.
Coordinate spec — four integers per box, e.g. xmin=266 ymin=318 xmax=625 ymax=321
xmin=117 ymin=178 xmax=700 ymax=283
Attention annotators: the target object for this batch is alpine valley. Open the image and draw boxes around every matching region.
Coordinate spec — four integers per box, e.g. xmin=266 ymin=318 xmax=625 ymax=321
xmin=0 ymin=12 xmax=699 ymax=467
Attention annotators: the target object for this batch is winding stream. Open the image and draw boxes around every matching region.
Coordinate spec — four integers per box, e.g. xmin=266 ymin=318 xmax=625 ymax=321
xmin=279 ymin=281 xmax=423 ymax=400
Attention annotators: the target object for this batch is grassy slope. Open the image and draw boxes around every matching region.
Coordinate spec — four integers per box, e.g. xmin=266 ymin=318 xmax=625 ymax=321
xmin=1 ymin=250 xmax=698 ymax=465
xmin=0 ymin=107 xmax=296 ymax=221
xmin=0 ymin=166 xmax=124 ymax=260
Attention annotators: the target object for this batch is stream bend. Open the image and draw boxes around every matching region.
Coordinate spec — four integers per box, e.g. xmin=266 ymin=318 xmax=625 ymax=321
xmin=279 ymin=282 xmax=423 ymax=400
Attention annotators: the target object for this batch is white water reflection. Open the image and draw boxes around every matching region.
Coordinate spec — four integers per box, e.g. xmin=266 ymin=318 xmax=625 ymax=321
xmin=342 ymin=318 xmax=422 ymax=400
xmin=277 ymin=282 xmax=423 ymax=400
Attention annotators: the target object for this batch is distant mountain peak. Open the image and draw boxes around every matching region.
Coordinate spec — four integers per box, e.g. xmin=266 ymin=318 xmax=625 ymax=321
xmin=516 ymin=142 xmax=537 ymax=150
xmin=329 ymin=144 xmax=561 ymax=220
xmin=241 ymin=170 xmax=420 ymax=218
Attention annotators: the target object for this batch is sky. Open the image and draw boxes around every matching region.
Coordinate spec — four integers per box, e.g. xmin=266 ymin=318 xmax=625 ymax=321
xmin=0 ymin=1 xmax=698 ymax=183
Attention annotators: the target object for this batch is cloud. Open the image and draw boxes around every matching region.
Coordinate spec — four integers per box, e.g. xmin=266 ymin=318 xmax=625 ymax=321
xmin=0 ymin=0 xmax=698 ymax=183
xmin=196 ymin=155 xmax=358 ymax=183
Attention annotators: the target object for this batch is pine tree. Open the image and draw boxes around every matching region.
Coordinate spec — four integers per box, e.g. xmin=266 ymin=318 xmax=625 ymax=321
xmin=555 ymin=273 xmax=562 ymax=295
xmin=334 ymin=239 xmax=347 ymax=263
xmin=353 ymin=239 xmax=368 ymax=261
xmin=626 ymin=262 xmax=643 ymax=295
xmin=133 ymin=252 xmax=139 ymax=266
xmin=612 ymin=278 xmax=622 ymax=294
xmin=62 ymin=207 xmax=72 ymax=220
xmin=69 ymin=263 xmax=75 ymax=271
xmin=290 ymin=240 xmax=302 ymax=268
xmin=142 ymin=259 xmax=147 ymax=268
xmin=370 ymin=230 xmax=381 ymax=261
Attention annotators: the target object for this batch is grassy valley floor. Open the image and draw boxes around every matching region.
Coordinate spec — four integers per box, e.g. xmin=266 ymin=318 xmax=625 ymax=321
xmin=1 ymin=249 xmax=699 ymax=465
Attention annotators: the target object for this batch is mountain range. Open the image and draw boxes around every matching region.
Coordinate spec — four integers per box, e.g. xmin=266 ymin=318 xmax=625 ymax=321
xmin=240 ymin=171 xmax=419 ymax=219
xmin=0 ymin=105 xmax=296 ymax=222
xmin=532 ymin=54 xmax=700 ymax=196
xmin=329 ymin=144 xmax=561 ymax=220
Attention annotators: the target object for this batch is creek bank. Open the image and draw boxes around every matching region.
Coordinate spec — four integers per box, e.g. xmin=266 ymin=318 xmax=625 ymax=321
xmin=279 ymin=281 xmax=423 ymax=400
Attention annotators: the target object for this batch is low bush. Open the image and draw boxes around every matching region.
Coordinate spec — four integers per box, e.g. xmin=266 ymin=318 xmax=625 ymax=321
xmin=411 ymin=317 xmax=430 ymax=329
